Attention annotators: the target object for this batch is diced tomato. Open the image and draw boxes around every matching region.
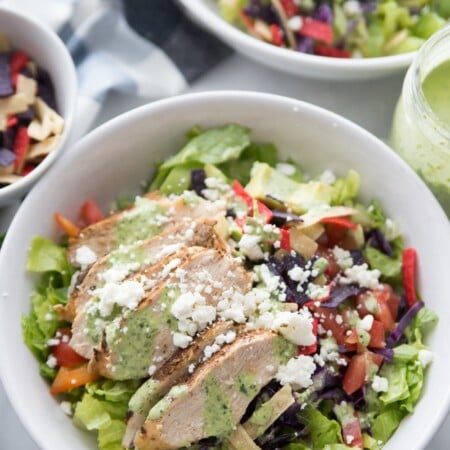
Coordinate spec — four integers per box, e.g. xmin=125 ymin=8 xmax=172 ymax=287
xmin=315 ymin=44 xmax=351 ymax=58
xmin=342 ymin=417 xmax=364 ymax=448
xmin=232 ymin=179 xmax=254 ymax=211
xmin=298 ymin=318 xmax=318 ymax=355
xmin=80 ymin=199 xmax=105 ymax=225
xmin=402 ymin=247 xmax=417 ymax=307
xmin=51 ymin=328 xmax=87 ymax=368
xmin=13 ymin=126 xmax=30 ymax=172
xmin=54 ymin=212 xmax=80 ymax=238
xmin=280 ymin=0 xmax=299 ymax=16
xmin=280 ymin=228 xmax=291 ymax=251
xmin=299 ymin=17 xmax=334 ymax=44
xmin=313 ymin=307 xmax=355 ymax=349
xmin=50 ymin=365 xmax=100 ymax=395
xmin=343 ymin=351 xmax=383 ymax=395
xmin=368 ymin=320 xmax=385 ymax=349
xmin=270 ymin=24 xmax=284 ymax=46
xmin=321 ymin=217 xmax=357 ymax=248
xmin=373 ymin=290 xmax=396 ymax=332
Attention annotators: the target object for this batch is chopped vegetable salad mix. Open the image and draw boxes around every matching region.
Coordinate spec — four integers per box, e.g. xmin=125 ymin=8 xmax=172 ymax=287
xmin=218 ymin=0 xmax=449 ymax=58
xmin=23 ymin=124 xmax=437 ymax=450
xmin=0 ymin=32 xmax=64 ymax=186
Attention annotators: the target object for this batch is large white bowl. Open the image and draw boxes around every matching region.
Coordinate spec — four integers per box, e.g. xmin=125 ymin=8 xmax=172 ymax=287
xmin=0 ymin=92 xmax=449 ymax=450
xmin=177 ymin=0 xmax=416 ymax=80
xmin=0 ymin=6 xmax=77 ymax=206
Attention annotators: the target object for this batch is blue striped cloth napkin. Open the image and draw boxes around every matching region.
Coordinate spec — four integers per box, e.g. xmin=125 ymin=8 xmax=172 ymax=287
xmin=1 ymin=0 xmax=231 ymax=136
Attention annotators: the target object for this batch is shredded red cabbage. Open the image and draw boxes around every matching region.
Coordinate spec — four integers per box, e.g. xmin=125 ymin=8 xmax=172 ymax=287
xmin=270 ymin=209 xmax=303 ymax=226
xmin=190 ymin=169 xmax=207 ymax=196
xmin=0 ymin=148 xmax=15 ymax=167
xmin=314 ymin=4 xmax=333 ymax=23
xmin=367 ymin=228 xmax=393 ymax=256
xmin=320 ymin=284 xmax=364 ymax=308
xmin=386 ymin=301 xmax=424 ymax=348
xmin=0 ymin=54 xmax=13 ymax=97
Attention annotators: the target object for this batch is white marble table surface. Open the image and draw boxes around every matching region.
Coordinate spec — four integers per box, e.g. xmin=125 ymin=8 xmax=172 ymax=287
xmin=1 ymin=53 xmax=449 ymax=449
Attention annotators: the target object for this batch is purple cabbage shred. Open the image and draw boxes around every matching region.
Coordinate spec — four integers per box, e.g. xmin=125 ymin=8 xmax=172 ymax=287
xmin=350 ymin=249 xmax=366 ymax=265
xmin=0 ymin=53 xmax=13 ymax=97
xmin=190 ymin=169 xmax=207 ymax=196
xmin=386 ymin=301 xmax=424 ymax=348
xmin=271 ymin=209 xmax=303 ymax=225
xmin=297 ymin=36 xmax=315 ymax=54
xmin=314 ymin=4 xmax=333 ymax=23
xmin=0 ymin=148 xmax=16 ymax=167
xmin=367 ymin=228 xmax=393 ymax=256
xmin=320 ymin=284 xmax=364 ymax=308
xmin=243 ymin=0 xmax=278 ymax=24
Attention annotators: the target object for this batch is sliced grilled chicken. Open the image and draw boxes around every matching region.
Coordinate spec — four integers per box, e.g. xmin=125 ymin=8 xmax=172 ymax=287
xmin=135 ymin=330 xmax=288 ymax=450
xmin=67 ymin=194 xmax=226 ymax=265
xmin=123 ymin=320 xmax=239 ymax=448
xmin=90 ymin=249 xmax=252 ymax=380
xmin=69 ymin=247 xmax=206 ymax=359
xmin=58 ymin=219 xmax=222 ymax=322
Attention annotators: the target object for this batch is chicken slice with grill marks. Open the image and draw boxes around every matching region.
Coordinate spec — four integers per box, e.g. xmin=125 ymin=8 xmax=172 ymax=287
xmin=57 ymin=218 xmax=223 ymax=323
xmin=89 ymin=248 xmax=253 ymax=381
xmin=67 ymin=192 xmax=226 ymax=266
xmin=69 ymin=246 xmax=206 ymax=360
xmin=135 ymin=330 xmax=295 ymax=450
xmin=122 ymin=320 xmax=241 ymax=448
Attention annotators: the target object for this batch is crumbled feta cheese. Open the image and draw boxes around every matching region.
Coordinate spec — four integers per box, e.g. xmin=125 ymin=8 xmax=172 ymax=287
xmin=46 ymin=354 xmax=58 ymax=369
xmin=340 ymin=263 xmax=380 ymax=290
xmin=372 ymin=375 xmax=389 ymax=393
xmin=203 ymin=343 xmax=221 ymax=361
xmin=288 ymin=266 xmax=310 ymax=284
xmin=171 ymin=292 xmax=198 ymax=321
xmin=343 ymin=0 xmax=361 ymax=15
xmin=60 ymin=401 xmax=72 ymax=416
xmin=276 ymin=162 xmax=297 ymax=176
xmin=332 ymin=246 xmax=353 ymax=270
xmin=359 ymin=314 xmax=374 ymax=331
xmin=188 ymin=363 xmax=196 ymax=374
xmin=347 ymin=435 xmax=355 ymax=444
xmin=93 ymin=280 xmax=145 ymax=317
xmin=318 ymin=169 xmax=336 ymax=185
xmin=276 ymin=356 xmax=316 ymax=389
xmin=239 ymin=234 xmax=264 ymax=261
xmin=191 ymin=305 xmax=217 ymax=327
xmin=273 ymin=310 xmax=316 ymax=346
xmin=45 ymin=313 xmax=53 ymax=321
xmin=75 ymin=245 xmax=97 ymax=267
xmin=173 ymin=332 xmax=193 ymax=349
xmin=306 ymin=283 xmax=329 ymax=300
xmin=418 ymin=349 xmax=433 ymax=367
xmin=148 ymin=365 xmax=157 ymax=376
xmin=215 ymin=331 xmax=237 ymax=345
xmin=46 ymin=338 xmax=60 ymax=347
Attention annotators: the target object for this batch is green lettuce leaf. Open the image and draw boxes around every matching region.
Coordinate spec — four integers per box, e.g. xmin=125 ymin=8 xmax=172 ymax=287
xmin=300 ymin=406 xmax=343 ymax=449
xmin=405 ymin=307 xmax=438 ymax=344
xmin=330 ymin=170 xmax=360 ymax=205
xmin=219 ymin=142 xmax=278 ymax=185
xmin=160 ymin=124 xmax=250 ymax=170
xmin=219 ymin=0 xmax=249 ymax=22
xmin=371 ymin=407 xmax=405 ymax=443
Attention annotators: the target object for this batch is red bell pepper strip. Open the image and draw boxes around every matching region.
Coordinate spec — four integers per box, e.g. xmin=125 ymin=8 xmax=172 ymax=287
xmin=10 ymin=51 xmax=30 ymax=88
xmin=270 ymin=24 xmax=284 ymax=46
xmin=320 ymin=216 xmax=358 ymax=230
xmin=54 ymin=213 xmax=80 ymax=238
xmin=280 ymin=228 xmax=291 ymax=250
xmin=232 ymin=180 xmax=273 ymax=223
xmin=80 ymin=199 xmax=105 ymax=225
xmin=315 ymin=44 xmax=351 ymax=58
xmin=280 ymin=0 xmax=299 ymax=17
xmin=298 ymin=318 xmax=318 ymax=355
xmin=402 ymin=247 xmax=417 ymax=307
xmin=13 ymin=126 xmax=30 ymax=172
xmin=299 ymin=17 xmax=334 ymax=44
xmin=7 ymin=115 xmax=17 ymax=128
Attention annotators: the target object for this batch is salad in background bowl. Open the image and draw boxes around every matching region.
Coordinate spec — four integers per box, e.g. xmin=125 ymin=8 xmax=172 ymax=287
xmin=177 ymin=0 xmax=450 ymax=79
xmin=0 ymin=92 xmax=449 ymax=450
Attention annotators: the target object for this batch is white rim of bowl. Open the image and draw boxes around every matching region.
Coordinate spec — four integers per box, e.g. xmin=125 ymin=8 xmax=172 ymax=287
xmin=1 ymin=91 xmax=449 ymax=450
xmin=0 ymin=6 xmax=77 ymax=201
xmin=178 ymin=0 xmax=415 ymax=72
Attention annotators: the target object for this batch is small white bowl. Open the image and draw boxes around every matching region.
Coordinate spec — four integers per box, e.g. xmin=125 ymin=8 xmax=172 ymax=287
xmin=177 ymin=0 xmax=416 ymax=80
xmin=0 ymin=92 xmax=449 ymax=450
xmin=0 ymin=6 xmax=77 ymax=206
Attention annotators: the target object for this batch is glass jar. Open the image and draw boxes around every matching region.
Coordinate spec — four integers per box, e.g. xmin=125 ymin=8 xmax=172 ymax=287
xmin=390 ymin=25 xmax=450 ymax=217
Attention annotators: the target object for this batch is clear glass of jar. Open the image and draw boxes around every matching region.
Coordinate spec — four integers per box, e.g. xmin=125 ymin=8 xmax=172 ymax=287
xmin=390 ymin=25 xmax=450 ymax=217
